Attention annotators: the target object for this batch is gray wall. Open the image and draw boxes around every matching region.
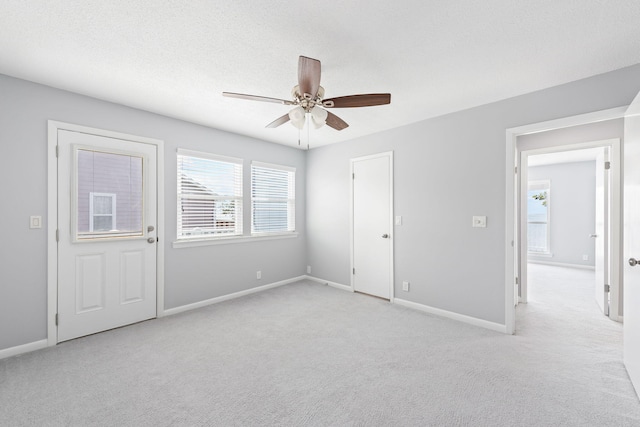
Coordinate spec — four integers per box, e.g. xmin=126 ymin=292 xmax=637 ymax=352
xmin=528 ymin=161 xmax=596 ymax=266
xmin=306 ymin=63 xmax=640 ymax=325
xmin=2 ymin=63 xmax=640 ymax=351
xmin=0 ymin=74 xmax=306 ymax=351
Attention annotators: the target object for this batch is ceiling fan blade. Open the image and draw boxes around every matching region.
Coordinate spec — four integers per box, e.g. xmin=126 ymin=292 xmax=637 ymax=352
xmin=223 ymin=92 xmax=294 ymax=105
xmin=322 ymin=93 xmax=391 ymax=108
xmin=266 ymin=114 xmax=290 ymax=128
xmin=298 ymin=56 xmax=321 ymax=98
xmin=325 ymin=111 xmax=349 ymax=131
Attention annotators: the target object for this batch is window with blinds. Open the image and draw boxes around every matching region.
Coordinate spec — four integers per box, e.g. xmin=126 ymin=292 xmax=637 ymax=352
xmin=251 ymin=162 xmax=295 ymax=235
xmin=177 ymin=149 xmax=243 ymax=240
xmin=527 ymin=180 xmax=550 ymax=254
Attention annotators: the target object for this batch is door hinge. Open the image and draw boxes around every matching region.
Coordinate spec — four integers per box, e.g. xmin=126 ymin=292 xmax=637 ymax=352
xmin=55 ymin=313 xmax=58 ymax=326
xmin=604 ymin=161 xmax=611 ymax=170
xmin=515 ymin=277 xmax=519 ymax=285
xmin=514 ymin=166 xmax=517 ymax=174
xmin=56 ymin=229 xmax=59 ymax=242
xmin=353 ymin=268 xmax=355 ymax=275
xmin=604 ymin=284 xmax=610 ymax=292
xmin=55 ymin=145 xmax=59 ymax=157
xmin=352 ymin=173 xmax=355 ymax=179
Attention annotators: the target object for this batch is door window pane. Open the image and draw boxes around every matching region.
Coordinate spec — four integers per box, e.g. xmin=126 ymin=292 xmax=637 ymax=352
xmin=76 ymin=149 xmax=143 ymax=239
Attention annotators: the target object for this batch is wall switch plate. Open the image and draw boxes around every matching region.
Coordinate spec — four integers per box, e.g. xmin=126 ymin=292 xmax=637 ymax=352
xmin=395 ymin=216 xmax=402 ymax=226
xmin=402 ymin=281 xmax=410 ymax=292
xmin=307 ymin=265 xmax=311 ymax=274
xmin=256 ymin=271 xmax=262 ymax=280
xmin=30 ymin=215 xmax=42 ymax=229
xmin=583 ymin=255 xmax=589 ymax=261
xmin=472 ymin=216 xmax=487 ymax=228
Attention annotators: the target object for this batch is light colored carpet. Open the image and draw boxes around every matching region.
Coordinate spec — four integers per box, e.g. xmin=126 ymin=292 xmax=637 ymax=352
xmin=1 ymin=264 xmax=639 ymax=426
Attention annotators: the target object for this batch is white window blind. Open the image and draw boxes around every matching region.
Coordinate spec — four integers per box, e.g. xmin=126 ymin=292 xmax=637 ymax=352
xmin=177 ymin=149 xmax=243 ymax=239
xmin=251 ymin=162 xmax=295 ymax=235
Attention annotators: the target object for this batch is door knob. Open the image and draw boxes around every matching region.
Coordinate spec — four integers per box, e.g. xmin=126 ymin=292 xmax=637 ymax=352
xmin=630 ymin=258 xmax=639 ymax=267
xmin=382 ymin=234 xmax=389 ymax=239
xmin=147 ymin=237 xmax=156 ymax=244
xmin=147 ymin=225 xmax=155 ymax=232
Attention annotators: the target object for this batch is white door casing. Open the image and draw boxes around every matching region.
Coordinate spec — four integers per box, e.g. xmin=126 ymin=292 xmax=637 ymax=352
xmin=518 ymin=153 xmax=529 ymax=304
xmin=514 ymin=136 xmax=621 ymax=322
xmin=351 ymin=152 xmax=394 ymax=300
xmin=51 ymin=124 xmax=162 ymax=343
xmin=624 ymin=92 xmax=640 ymax=398
xmin=594 ymin=147 xmax=610 ymax=315
xmin=505 ymin=107 xmax=627 ymax=335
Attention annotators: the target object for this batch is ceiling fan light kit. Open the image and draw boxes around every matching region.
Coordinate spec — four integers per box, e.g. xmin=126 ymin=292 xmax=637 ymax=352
xmin=223 ymin=56 xmax=391 ymax=133
xmin=288 ymin=106 xmax=306 ymax=129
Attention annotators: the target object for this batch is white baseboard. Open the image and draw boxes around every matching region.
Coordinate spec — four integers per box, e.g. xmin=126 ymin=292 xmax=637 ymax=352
xmin=528 ymin=259 xmax=595 ymax=270
xmin=393 ymin=298 xmax=507 ymax=334
xmin=0 ymin=339 xmax=48 ymax=360
xmin=163 ymin=276 xmax=306 ymax=317
xmin=305 ymin=275 xmax=353 ymax=292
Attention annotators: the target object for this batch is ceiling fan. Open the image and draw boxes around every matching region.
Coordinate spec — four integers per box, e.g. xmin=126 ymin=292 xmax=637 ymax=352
xmin=223 ymin=56 xmax=391 ymax=131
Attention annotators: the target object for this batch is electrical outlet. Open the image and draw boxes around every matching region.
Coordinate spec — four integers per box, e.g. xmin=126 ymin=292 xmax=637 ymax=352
xmin=583 ymin=255 xmax=589 ymax=261
xmin=402 ymin=281 xmax=410 ymax=292
xmin=257 ymin=271 xmax=262 ymax=280
xmin=307 ymin=265 xmax=311 ymax=274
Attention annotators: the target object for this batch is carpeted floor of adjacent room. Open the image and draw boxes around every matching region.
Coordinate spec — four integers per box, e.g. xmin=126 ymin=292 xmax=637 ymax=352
xmin=1 ymin=263 xmax=639 ymax=426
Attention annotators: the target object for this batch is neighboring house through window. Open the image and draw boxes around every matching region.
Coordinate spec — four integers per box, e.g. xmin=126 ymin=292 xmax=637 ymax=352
xmin=528 ymin=180 xmax=550 ymax=254
xmin=177 ymin=149 xmax=243 ymax=240
xmin=77 ymin=148 xmax=143 ymax=238
xmin=89 ymin=192 xmax=116 ymax=232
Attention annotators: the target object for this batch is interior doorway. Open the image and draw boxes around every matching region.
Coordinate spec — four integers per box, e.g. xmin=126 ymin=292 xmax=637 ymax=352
xmin=504 ymin=109 xmax=627 ymax=335
xmin=517 ymin=139 xmax=621 ymax=325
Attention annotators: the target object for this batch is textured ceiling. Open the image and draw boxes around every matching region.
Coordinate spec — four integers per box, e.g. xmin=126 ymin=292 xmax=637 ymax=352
xmin=2 ymin=1 xmax=640 ymax=149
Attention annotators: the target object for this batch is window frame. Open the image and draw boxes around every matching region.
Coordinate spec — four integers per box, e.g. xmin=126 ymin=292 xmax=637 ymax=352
xmin=527 ymin=179 xmax=551 ymax=255
xmin=176 ymin=149 xmax=243 ymax=242
xmin=89 ymin=192 xmax=117 ymax=232
xmin=251 ymin=161 xmax=296 ymax=236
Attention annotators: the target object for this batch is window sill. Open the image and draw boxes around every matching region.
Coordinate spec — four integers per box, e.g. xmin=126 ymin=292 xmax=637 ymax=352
xmin=528 ymin=251 xmax=553 ymax=258
xmin=172 ymin=232 xmax=298 ymax=249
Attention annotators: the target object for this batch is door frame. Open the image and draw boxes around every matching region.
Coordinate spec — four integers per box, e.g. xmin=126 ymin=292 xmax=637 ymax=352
xmin=518 ymin=139 xmax=620 ymax=317
xmin=504 ymin=106 xmax=627 ymax=334
xmin=47 ymin=121 xmax=165 ymax=346
xmin=350 ymin=151 xmax=395 ymax=302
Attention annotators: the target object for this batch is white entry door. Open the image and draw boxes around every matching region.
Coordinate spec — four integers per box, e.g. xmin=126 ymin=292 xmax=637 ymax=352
xmin=594 ymin=147 xmax=610 ymax=315
xmin=624 ymin=92 xmax=640 ymax=397
xmin=351 ymin=152 xmax=393 ymax=299
xmin=57 ymin=129 xmax=157 ymax=342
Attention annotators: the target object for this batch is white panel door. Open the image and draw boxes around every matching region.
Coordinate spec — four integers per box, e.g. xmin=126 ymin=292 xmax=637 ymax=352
xmin=352 ymin=153 xmax=393 ymax=299
xmin=57 ymin=129 xmax=157 ymax=342
xmin=594 ymin=147 xmax=609 ymax=315
xmin=624 ymin=92 xmax=640 ymax=397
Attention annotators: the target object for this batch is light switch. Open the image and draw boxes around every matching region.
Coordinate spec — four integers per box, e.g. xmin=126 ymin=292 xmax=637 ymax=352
xmin=472 ymin=216 xmax=487 ymax=228
xmin=30 ymin=215 xmax=42 ymax=229
xmin=395 ymin=216 xmax=402 ymax=226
